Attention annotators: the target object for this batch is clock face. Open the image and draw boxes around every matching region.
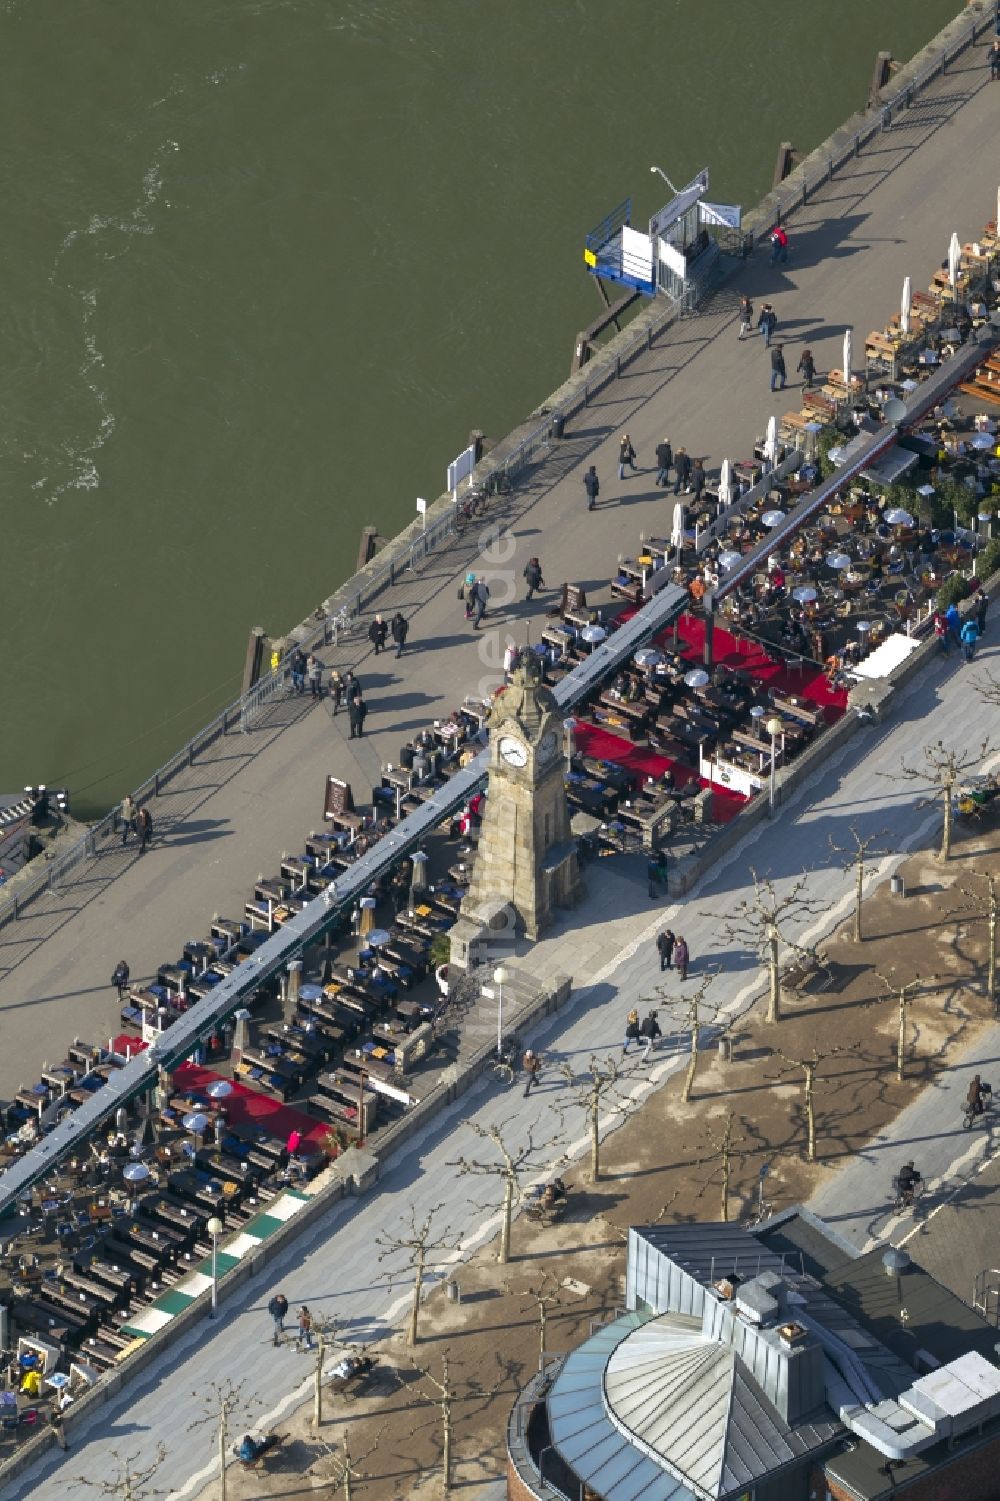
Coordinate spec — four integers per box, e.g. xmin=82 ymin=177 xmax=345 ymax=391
xmin=538 ymin=731 xmax=560 ymax=764
xmin=498 ymin=735 xmax=528 ymax=768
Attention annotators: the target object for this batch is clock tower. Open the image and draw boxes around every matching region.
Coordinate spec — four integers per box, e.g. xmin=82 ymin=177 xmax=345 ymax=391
xmin=462 ymin=654 xmax=582 ymax=940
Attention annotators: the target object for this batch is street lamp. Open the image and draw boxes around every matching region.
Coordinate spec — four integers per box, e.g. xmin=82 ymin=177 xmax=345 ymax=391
xmin=207 ymin=1216 xmax=223 ymax=1317
xmin=650 ymin=164 xmax=679 ymax=193
xmin=766 ymin=717 xmax=784 ymax=817
xmin=494 ymin=965 xmax=508 ymax=1056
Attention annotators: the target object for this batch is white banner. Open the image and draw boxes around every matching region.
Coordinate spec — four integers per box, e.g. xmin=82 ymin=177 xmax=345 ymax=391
xmin=700 ymin=200 xmax=742 ymax=228
xmin=447 ymin=443 xmax=476 ymax=496
xmin=620 ymin=224 xmax=653 ymax=284
xmin=659 ymin=239 xmax=686 ymax=279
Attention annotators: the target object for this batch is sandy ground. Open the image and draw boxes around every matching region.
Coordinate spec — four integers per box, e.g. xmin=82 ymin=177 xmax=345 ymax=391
xmin=193 ymin=816 xmax=1000 ymax=1500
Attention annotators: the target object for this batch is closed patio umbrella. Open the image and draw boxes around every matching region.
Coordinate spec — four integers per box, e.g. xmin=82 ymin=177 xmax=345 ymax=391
xmin=948 ymin=231 xmax=961 ymax=291
xmin=900 ymin=276 xmax=912 ymax=336
xmin=842 ymin=328 xmax=853 ymax=390
xmin=763 ymin=415 xmax=779 ymax=464
xmin=718 ymin=458 xmax=734 ymax=509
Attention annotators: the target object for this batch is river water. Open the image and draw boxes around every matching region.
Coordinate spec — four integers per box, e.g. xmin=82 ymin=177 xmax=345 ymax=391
xmin=2 ymin=0 xmax=957 ymax=816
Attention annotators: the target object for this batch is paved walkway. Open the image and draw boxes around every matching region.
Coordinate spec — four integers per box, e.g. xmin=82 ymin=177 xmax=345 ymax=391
xmin=0 ymin=38 xmax=996 ymax=1097
xmin=6 ymin=33 xmax=1000 ymax=1501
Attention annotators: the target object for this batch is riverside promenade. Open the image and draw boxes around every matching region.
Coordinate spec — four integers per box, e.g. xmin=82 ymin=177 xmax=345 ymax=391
xmin=5 ymin=28 xmax=1000 ymax=1499
xmin=1 ymin=26 xmax=997 ymax=1099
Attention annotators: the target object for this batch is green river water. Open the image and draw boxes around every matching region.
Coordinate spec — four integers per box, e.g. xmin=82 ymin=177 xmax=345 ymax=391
xmin=1 ymin=0 xmax=959 ymax=817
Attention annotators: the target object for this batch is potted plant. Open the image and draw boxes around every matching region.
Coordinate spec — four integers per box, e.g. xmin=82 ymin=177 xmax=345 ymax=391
xmin=429 ymin=932 xmax=452 ymax=997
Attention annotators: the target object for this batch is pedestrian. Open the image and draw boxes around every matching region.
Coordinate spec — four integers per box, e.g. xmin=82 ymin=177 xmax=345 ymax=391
xmin=933 ymin=609 xmax=949 ymax=655
xmin=769 ymin=345 xmax=786 ymax=392
xmin=472 ymin=577 xmax=490 ymax=630
xmin=329 ymin=667 xmax=345 ymax=714
xmin=368 ymin=614 xmax=388 ymax=655
xmin=656 ymin=928 xmax=675 ymax=971
xmin=945 ymin=600 xmax=962 ymax=650
xmin=111 ymin=959 xmax=130 ymax=999
xmin=48 ymin=1408 xmax=68 ymax=1451
xmin=522 ymin=1047 xmax=541 ymax=1097
xmin=990 ymin=39 xmax=1000 ymax=80
xmin=522 ymin=557 xmax=544 ymax=600
xmin=655 ymin=438 xmax=673 ymax=488
xmin=120 ymin=793 xmax=136 ymax=847
xmin=503 ymin=641 xmax=520 ymax=679
xmin=617 ymin=433 xmax=638 ymax=480
xmin=769 ymin=224 xmax=789 ymax=263
xmin=296 ymin=1305 xmax=314 ymax=1351
xmin=757 ymin=303 xmax=777 ymax=347
xmin=346 ymin=670 xmax=362 ymax=704
xmin=584 ymin=465 xmax=600 ymax=511
xmin=290 ymin=647 xmax=307 ymax=693
xmin=460 ymin=571 xmax=477 ymax=619
xmin=622 ymin=1007 xmax=641 ymax=1056
xmin=391 ymin=611 xmax=409 ymax=657
xmin=268 ymin=1292 xmax=289 ymax=1346
xmin=306 ymin=653 xmax=322 ymax=699
xmin=796 ymin=348 xmax=816 ymax=388
xmin=738 ymin=294 xmax=753 ymax=339
xmin=690 ymin=457 xmax=705 ymax=503
xmin=647 ymin=853 xmax=668 ymax=900
xmin=348 ymin=695 xmax=367 ymax=739
xmin=640 ymin=1009 xmax=662 ymax=1062
xmin=674 ymin=936 xmax=690 ymax=980
xmin=961 ymin=617 xmax=979 ymax=662
xmin=673 ymin=448 xmax=692 ymax=495
xmin=977 ymin=590 xmax=989 ymax=635
xmin=135 ymin=807 xmax=153 ymax=855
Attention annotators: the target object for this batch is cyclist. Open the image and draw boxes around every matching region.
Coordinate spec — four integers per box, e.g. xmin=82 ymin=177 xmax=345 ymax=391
xmin=967 ymin=1075 xmax=985 ymax=1118
xmin=896 ymin=1161 xmax=922 ymax=1206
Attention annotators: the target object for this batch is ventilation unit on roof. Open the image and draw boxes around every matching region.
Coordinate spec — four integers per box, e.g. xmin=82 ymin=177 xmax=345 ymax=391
xmin=883 ymin=1247 xmax=911 ymax=1276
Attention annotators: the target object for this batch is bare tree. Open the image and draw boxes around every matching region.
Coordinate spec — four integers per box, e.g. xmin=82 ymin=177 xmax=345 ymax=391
xmin=959 ymin=872 xmax=999 ymax=1012
xmin=415 ymin=1349 xmax=456 ymax=1494
xmin=74 ymin=1445 xmax=167 ymax=1500
xmin=376 ymin=1203 xmax=458 ymax=1345
xmin=876 ymin=969 xmax=930 ymax=1081
xmin=698 ymin=1113 xmax=746 ymax=1222
xmin=710 ymin=871 xmax=825 ymax=1024
xmin=557 ymin=1053 xmax=640 ymax=1182
xmin=452 ymin=1120 xmax=546 ymax=1264
xmin=316 ymin=1435 xmax=380 ymax=1501
xmin=307 ymin=1315 xmax=339 ymax=1428
xmin=775 ymin=1049 xmax=839 ymax=1162
xmin=829 ymin=825 xmax=892 ymax=942
xmin=897 ymin=739 xmax=993 ymax=860
xmin=516 ymin=1271 xmax=565 ymax=1367
xmin=671 ymin=973 xmax=725 ymax=1103
xmin=191 ymin=1378 xmax=257 ymax=1501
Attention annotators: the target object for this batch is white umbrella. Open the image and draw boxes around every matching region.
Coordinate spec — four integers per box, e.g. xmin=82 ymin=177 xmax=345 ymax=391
xmin=762 ymin=510 xmax=785 ymax=527
xmin=948 ymin=231 xmax=961 ymax=291
xmin=684 ymin=669 xmax=710 ymax=689
xmin=900 ymin=276 xmax=912 ymax=336
xmin=581 ymin=624 xmax=606 ymax=646
xmin=634 ymin=648 xmax=664 ymax=669
xmin=971 ymin=432 xmax=995 ymax=451
xmin=718 ymin=550 xmax=742 ymax=571
xmin=842 ymin=328 xmax=853 ymax=389
xmin=671 ymin=502 xmax=686 ymax=549
xmin=885 ymin=507 xmax=913 ymax=526
xmin=826 ymin=551 xmax=852 ymax=570
xmin=792 ymin=586 xmax=817 ymax=604
xmin=718 ymin=459 xmax=734 ymax=509
xmin=763 ymin=415 xmax=778 ymax=464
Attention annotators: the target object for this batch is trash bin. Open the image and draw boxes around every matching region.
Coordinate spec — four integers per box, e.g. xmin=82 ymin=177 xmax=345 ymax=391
xmin=551 ymin=412 xmax=566 ymax=440
xmin=718 ymin=1037 xmax=733 ymax=1063
xmin=445 ymin=1279 xmax=460 ymax=1304
xmin=890 ymin=874 xmax=905 ymax=897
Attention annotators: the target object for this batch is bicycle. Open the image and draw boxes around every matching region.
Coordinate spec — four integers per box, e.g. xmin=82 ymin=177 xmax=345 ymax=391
xmin=891 ymin=1176 xmax=923 ymax=1214
xmin=963 ymin=1082 xmax=992 ymax=1129
xmin=454 ymin=488 xmax=490 ymax=534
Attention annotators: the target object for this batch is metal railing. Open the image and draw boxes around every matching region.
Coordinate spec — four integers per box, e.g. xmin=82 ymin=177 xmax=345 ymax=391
xmin=745 ymin=2 xmax=994 ymax=246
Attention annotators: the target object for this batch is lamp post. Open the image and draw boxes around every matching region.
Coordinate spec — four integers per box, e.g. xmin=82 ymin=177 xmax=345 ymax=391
xmin=207 ymin=1215 xmax=223 ymax=1317
xmin=766 ymin=717 xmax=784 ymax=817
xmin=650 ymin=164 xmax=679 ymax=193
xmin=494 ymin=965 xmax=508 ymax=1056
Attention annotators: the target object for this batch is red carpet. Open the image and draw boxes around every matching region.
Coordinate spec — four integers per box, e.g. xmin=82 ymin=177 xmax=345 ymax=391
xmin=173 ymin=1061 xmax=331 ymax=1147
xmin=574 ymin=722 xmax=747 ymax=823
xmin=665 ymin=615 xmax=847 ymax=723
